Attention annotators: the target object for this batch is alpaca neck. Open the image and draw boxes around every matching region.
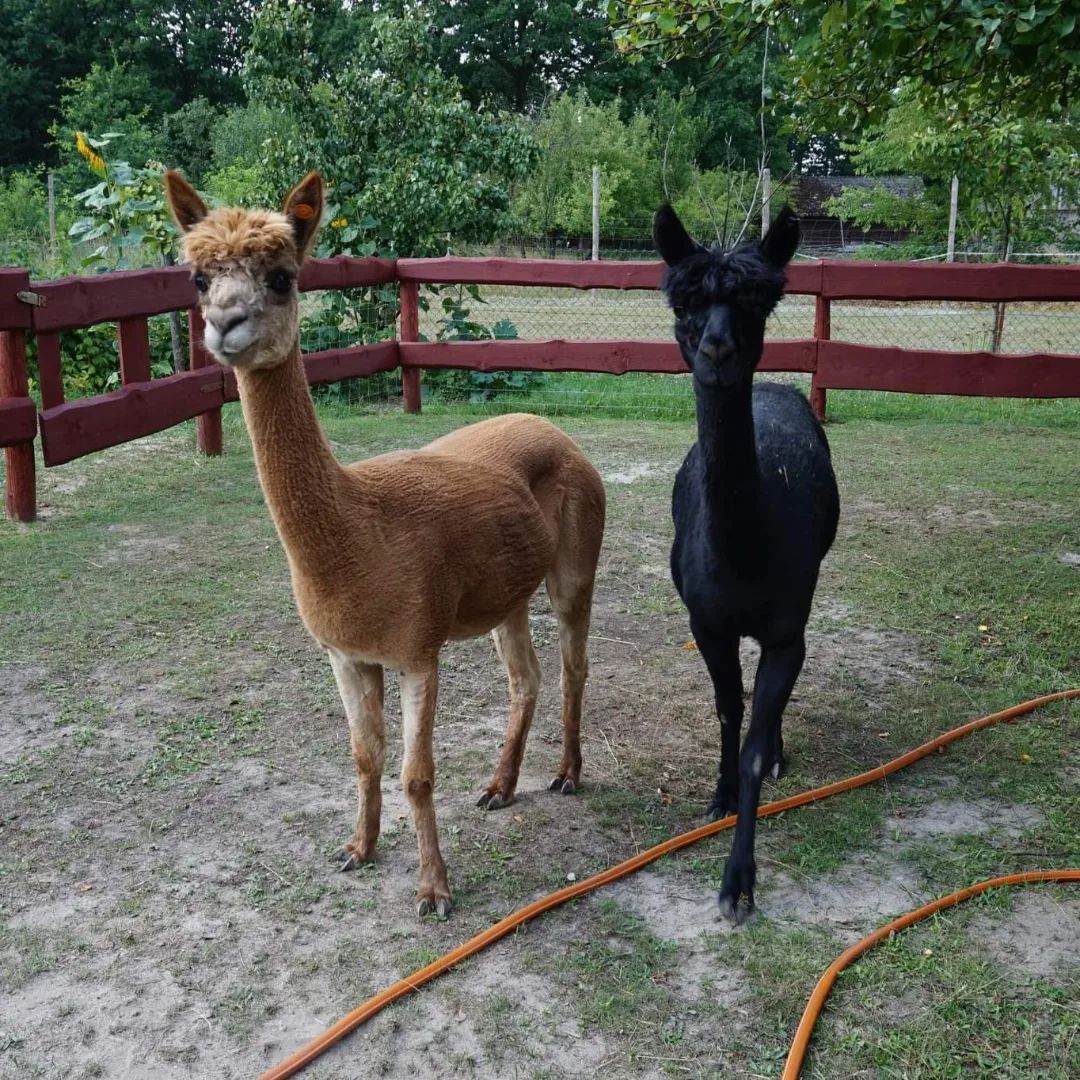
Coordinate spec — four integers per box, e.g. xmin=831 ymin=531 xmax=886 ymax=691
xmin=234 ymin=346 xmax=346 ymax=575
xmin=694 ymin=378 xmax=765 ymax=566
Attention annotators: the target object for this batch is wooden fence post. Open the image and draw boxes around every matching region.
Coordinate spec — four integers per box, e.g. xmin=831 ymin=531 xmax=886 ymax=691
xmin=189 ymin=307 xmax=223 ymax=455
xmin=1 ymin=326 xmax=35 ymax=522
xmin=400 ymin=280 xmax=421 ymax=414
xmin=810 ymin=292 xmax=830 ymax=421
xmin=1 ymin=269 xmax=36 ymax=522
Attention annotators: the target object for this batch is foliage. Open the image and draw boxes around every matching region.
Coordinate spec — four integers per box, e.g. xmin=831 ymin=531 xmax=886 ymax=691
xmin=421 ymin=286 xmax=542 ymax=403
xmin=25 ymin=318 xmax=174 ymax=400
xmin=512 ymin=91 xmax=660 ymax=238
xmin=824 ymin=184 xmax=945 ymax=237
xmin=841 ymin=91 xmax=1080 ymax=256
xmin=671 ymin=166 xmax=787 ymax=245
xmin=202 ymin=104 xmax=301 ymax=207
xmin=159 ymin=98 xmax=220 ymax=186
xmin=51 ymin=60 xmax=164 ymax=192
xmin=0 ymin=0 xmax=254 ymax=170
xmin=0 ymin=170 xmax=72 ymax=273
xmin=67 ymin=133 xmax=177 ymax=270
xmin=430 ymin=0 xmax=614 ymax=112
xmin=245 ymin=2 xmax=536 ymax=259
xmin=611 ymin=1 xmax=1080 ymax=135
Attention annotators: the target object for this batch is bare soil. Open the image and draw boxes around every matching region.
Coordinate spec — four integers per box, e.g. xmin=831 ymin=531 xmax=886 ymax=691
xmin=1 ymin=417 xmax=1076 ymax=1080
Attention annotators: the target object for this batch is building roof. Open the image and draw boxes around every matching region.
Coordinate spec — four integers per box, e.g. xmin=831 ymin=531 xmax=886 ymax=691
xmin=791 ymin=175 xmax=925 ymax=218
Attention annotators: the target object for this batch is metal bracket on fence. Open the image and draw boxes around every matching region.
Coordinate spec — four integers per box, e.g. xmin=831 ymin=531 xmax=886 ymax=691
xmin=16 ymin=290 xmax=45 ymax=307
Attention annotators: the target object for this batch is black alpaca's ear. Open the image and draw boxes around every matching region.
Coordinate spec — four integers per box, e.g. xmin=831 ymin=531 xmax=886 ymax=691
xmin=760 ymin=205 xmax=800 ymax=268
xmin=654 ymin=204 xmax=701 ymax=266
xmin=282 ymin=171 xmax=324 ymax=261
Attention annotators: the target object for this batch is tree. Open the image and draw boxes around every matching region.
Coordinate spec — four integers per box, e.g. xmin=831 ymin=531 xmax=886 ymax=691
xmin=611 ymin=1 xmax=1080 ymax=135
xmin=839 ymin=91 xmax=1080 ymax=257
xmin=0 ymin=0 xmax=255 ymax=170
xmin=430 ymin=1 xmax=614 ymax=113
xmin=244 ymin=2 xmax=536 ymax=257
xmin=512 ymin=91 xmax=659 ymax=239
xmin=51 ymin=60 xmax=165 ymax=186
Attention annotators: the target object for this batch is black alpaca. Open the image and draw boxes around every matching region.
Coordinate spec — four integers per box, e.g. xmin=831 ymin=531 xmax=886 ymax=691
xmin=655 ymin=205 xmax=840 ymax=922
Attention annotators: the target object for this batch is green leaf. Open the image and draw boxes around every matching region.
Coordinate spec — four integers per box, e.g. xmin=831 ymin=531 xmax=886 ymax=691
xmin=656 ymin=11 xmax=678 ymax=34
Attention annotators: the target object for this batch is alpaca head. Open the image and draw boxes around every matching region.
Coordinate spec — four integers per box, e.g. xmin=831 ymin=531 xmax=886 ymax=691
xmin=654 ymin=205 xmax=800 ymax=389
xmin=164 ymin=171 xmax=324 ymax=370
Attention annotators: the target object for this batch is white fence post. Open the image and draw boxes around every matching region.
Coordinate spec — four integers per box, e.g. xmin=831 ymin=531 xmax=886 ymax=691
xmin=591 ymin=165 xmax=600 ymax=262
xmin=947 ymin=175 xmax=959 ymax=262
xmin=761 ymin=166 xmax=771 ymax=237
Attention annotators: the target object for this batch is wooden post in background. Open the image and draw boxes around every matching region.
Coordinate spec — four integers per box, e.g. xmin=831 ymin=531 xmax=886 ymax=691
xmin=400 ymin=280 xmax=421 ymax=414
xmin=810 ymin=293 xmax=830 ymax=422
xmin=188 ymin=307 xmax=223 ymax=455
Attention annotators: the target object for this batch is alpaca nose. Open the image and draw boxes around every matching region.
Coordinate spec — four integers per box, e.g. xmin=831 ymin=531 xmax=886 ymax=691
xmin=206 ymin=306 xmax=250 ymax=337
xmin=698 ymin=334 xmax=733 ymax=363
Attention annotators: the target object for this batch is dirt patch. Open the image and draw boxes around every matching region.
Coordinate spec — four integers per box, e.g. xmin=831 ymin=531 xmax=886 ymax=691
xmin=602 ymin=461 xmax=666 ymax=485
xmin=882 ymin=798 xmax=1043 ymax=841
xmin=606 ymin=870 xmax=729 ymax=944
xmin=761 ymin=855 xmax=929 ymax=942
xmin=100 ymin=523 xmax=184 ymax=566
xmin=968 ymin=892 xmax=1080 ymax=983
xmin=0 ymin=664 xmax=60 ymax=766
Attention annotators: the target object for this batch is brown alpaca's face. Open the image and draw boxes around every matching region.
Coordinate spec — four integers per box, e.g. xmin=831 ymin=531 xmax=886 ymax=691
xmin=191 ymin=244 xmax=301 ymax=369
xmin=163 ymin=170 xmax=324 ymax=370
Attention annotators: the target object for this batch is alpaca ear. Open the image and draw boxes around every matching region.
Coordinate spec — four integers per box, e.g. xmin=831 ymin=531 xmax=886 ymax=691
xmin=282 ymin=171 xmax=324 ymax=261
xmin=653 ymin=204 xmax=701 ymax=266
xmin=760 ymin=205 xmax=800 ymax=268
xmin=164 ymin=170 xmax=208 ymax=233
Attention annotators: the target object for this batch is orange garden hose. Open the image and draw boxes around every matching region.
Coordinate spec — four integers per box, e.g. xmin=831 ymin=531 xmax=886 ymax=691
xmin=260 ymin=689 xmax=1079 ymax=1080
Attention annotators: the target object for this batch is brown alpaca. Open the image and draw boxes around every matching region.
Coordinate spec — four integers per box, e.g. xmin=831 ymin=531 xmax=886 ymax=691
xmin=164 ymin=170 xmax=606 ymax=918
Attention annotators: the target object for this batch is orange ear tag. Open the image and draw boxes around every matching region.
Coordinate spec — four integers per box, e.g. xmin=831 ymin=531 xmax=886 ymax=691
xmin=293 ymin=203 xmax=316 ymax=220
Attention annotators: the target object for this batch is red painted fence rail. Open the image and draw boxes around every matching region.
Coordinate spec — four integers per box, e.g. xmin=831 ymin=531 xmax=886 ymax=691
xmin=2 ymin=255 xmax=1080 ymax=523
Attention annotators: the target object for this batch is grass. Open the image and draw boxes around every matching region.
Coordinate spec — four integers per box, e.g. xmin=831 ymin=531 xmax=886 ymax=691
xmin=0 ymin=390 xmax=1077 ymax=1078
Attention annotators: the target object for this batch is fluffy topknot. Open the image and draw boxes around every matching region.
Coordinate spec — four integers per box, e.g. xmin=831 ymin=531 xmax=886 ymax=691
xmin=660 ymin=244 xmax=787 ymax=321
xmin=182 ymin=208 xmax=297 ymax=267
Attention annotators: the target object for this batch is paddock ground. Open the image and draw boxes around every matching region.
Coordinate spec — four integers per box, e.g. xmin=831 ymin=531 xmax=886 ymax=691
xmin=1 ymin=392 xmax=1077 ymax=1079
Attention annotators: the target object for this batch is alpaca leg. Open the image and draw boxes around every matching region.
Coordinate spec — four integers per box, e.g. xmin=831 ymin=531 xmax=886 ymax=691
xmin=328 ymin=651 xmax=385 ymax=872
xmin=692 ymin=624 xmax=743 ymax=818
xmin=400 ymin=665 xmax=452 ymax=918
xmin=718 ymin=636 xmax=805 ymax=923
xmin=478 ymin=604 xmax=541 ymax=811
xmin=545 ymin=568 xmax=595 ymax=795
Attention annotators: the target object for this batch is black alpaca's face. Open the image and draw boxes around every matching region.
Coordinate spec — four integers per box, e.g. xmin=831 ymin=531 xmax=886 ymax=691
xmin=654 ymin=206 xmax=800 ymax=389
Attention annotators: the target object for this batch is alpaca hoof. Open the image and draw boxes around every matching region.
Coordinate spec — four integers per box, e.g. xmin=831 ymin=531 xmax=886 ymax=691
xmin=706 ymin=785 xmax=738 ymax=819
xmin=548 ymin=775 xmax=577 ymax=795
xmin=337 ymin=845 xmax=374 ymax=872
xmin=769 ymin=752 xmax=786 ymax=780
xmin=476 ymin=790 xmax=513 ymax=811
xmin=717 ymin=890 xmax=755 ymax=925
xmin=417 ymin=894 xmax=452 ymax=919
xmin=718 ymin=858 xmax=756 ymax=924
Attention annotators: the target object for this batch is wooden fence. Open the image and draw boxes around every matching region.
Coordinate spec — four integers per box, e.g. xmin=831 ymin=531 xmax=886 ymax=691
xmin=2 ymin=256 xmax=1079 ymax=522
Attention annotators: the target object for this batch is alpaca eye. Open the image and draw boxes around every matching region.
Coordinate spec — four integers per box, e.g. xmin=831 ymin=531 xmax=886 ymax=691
xmin=673 ymin=306 xmax=686 ymax=320
xmin=268 ymin=269 xmax=293 ymax=294
xmin=192 ymin=272 xmax=208 ymax=293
